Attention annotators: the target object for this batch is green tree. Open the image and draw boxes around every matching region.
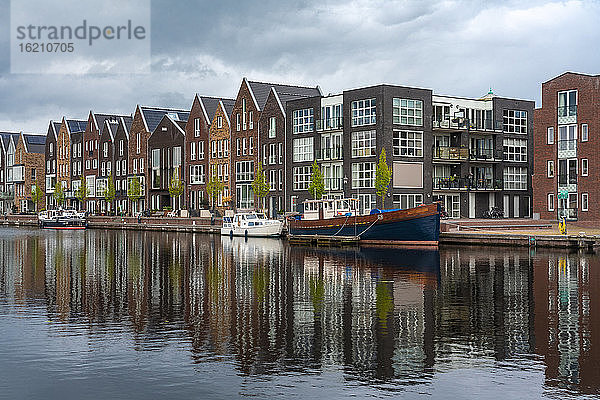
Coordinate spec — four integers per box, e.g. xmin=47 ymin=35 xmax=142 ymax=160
xmin=104 ymin=172 xmax=116 ymax=214
xmin=127 ymin=176 xmax=142 ymax=213
xmin=168 ymin=167 xmax=184 ymax=209
xmin=75 ymin=179 xmax=89 ymax=211
xmin=31 ymin=180 xmax=44 ymax=212
xmin=375 ymin=148 xmax=392 ymax=208
xmin=251 ymin=162 xmax=269 ymax=211
xmin=308 ymin=160 xmax=324 ymax=199
xmin=53 ymin=180 xmax=66 ymax=207
xmin=206 ymin=174 xmax=225 ymax=211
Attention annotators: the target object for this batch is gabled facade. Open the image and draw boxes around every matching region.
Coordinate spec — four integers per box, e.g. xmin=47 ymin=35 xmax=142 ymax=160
xmin=0 ymin=132 xmax=20 ymax=212
xmin=54 ymin=118 xmax=86 ymax=209
xmin=69 ymin=126 xmax=84 ymax=210
xmin=14 ymin=133 xmax=46 ymax=213
xmin=533 ymin=72 xmax=600 ymax=221
xmin=128 ymin=106 xmax=189 ymax=214
xmin=97 ymin=120 xmax=119 ymax=214
xmin=147 ymin=114 xmax=188 ymax=211
xmin=43 ymin=121 xmax=60 ymax=209
xmin=208 ymin=99 xmax=235 ymax=212
xmin=230 ymin=78 xmax=321 ymax=211
xmin=114 ymin=116 xmax=132 ymax=214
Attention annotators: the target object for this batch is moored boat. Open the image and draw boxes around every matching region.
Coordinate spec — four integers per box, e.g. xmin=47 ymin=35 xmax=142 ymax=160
xmin=38 ymin=209 xmax=87 ymax=229
xmin=221 ymin=212 xmax=283 ymax=237
xmin=287 ymin=198 xmax=440 ymax=246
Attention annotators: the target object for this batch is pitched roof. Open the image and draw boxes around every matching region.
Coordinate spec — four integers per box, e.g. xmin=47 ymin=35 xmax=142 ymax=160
xmin=140 ymin=106 xmax=190 ymax=133
xmin=66 ymin=119 xmax=87 ymax=134
xmin=23 ymin=134 xmax=46 ymax=154
xmin=93 ymin=113 xmax=130 ymax=132
xmin=118 ymin=116 xmax=133 ymax=140
xmin=101 ymin=120 xmax=119 ymax=142
xmin=246 ymin=80 xmax=322 ymax=111
xmin=221 ymin=99 xmax=236 ymax=118
xmin=198 ymin=96 xmax=235 ymax=123
xmin=0 ymin=132 xmax=20 ymax=152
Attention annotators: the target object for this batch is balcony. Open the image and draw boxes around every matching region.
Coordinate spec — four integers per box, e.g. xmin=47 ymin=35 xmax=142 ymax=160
xmin=324 ymin=177 xmax=344 ymax=191
xmin=433 ymin=118 xmax=502 ymax=132
xmin=316 ymin=147 xmax=343 ymax=161
xmin=470 ymin=148 xmax=501 ymax=161
xmin=433 ymin=177 xmax=502 ymax=191
xmin=558 ymin=139 xmax=577 ymax=159
xmin=433 ymin=146 xmax=468 ymax=161
xmin=469 ymin=119 xmax=503 ymax=132
xmin=433 ymin=118 xmax=468 ymax=130
xmin=558 ymin=174 xmax=577 ymax=185
xmin=0 ymin=190 xmax=13 ymax=200
xmin=316 ymin=117 xmax=343 ymax=131
xmin=558 ymin=208 xmax=577 ymax=220
xmin=12 ymin=165 xmax=25 ymax=183
xmin=558 ymin=105 xmax=577 ymax=125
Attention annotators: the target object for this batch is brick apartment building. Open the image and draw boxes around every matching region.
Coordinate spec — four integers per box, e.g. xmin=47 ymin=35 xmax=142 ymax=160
xmin=207 ymin=99 xmax=235 ymax=212
xmin=533 ymin=72 xmax=599 ymax=221
xmin=13 ymin=133 xmax=46 ymax=212
xmin=0 ymin=132 xmax=20 ymax=212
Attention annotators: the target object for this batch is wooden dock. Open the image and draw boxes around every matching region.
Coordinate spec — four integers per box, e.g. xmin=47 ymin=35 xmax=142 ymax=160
xmin=288 ymin=234 xmax=359 ymax=247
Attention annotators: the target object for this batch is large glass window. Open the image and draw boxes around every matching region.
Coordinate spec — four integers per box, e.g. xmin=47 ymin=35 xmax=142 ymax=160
xmin=352 ymin=162 xmax=375 ymax=188
xmin=503 ymin=166 xmax=528 ymax=190
xmin=351 ymin=99 xmax=376 ymax=126
xmin=392 ymin=194 xmax=423 ymax=209
xmin=292 ymin=108 xmax=314 ymax=133
xmin=190 ymin=165 xmax=205 ymax=184
xmin=293 ymin=166 xmax=312 ymax=191
xmin=235 ymin=161 xmax=254 ymax=182
xmin=293 ymin=137 xmax=314 ymax=162
xmin=393 ymin=130 xmax=423 ymax=157
xmin=558 ymin=90 xmax=577 ymax=117
xmin=503 ymin=110 xmax=527 ymax=134
xmin=503 ymin=138 xmax=527 ymax=162
xmin=393 ymin=98 xmax=423 ymax=126
xmin=236 ymin=184 xmax=254 ymax=208
xmin=351 ymin=130 xmax=376 ymax=157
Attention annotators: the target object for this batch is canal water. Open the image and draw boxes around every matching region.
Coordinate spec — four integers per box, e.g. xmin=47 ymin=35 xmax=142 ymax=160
xmin=0 ymin=228 xmax=598 ymax=399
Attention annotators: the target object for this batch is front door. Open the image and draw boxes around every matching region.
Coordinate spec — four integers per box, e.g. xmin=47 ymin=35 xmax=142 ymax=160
xmin=469 ymin=193 xmax=475 ymax=219
xmin=513 ymin=196 xmax=520 ymax=218
xmin=503 ymin=195 xmax=509 ymax=218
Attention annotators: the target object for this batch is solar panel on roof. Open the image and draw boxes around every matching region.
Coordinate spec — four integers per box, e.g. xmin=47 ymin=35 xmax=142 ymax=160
xmin=26 ymin=136 xmax=46 ymax=144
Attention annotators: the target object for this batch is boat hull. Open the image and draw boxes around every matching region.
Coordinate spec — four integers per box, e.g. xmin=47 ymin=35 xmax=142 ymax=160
xmin=40 ymin=219 xmax=87 ymax=229
xmin=288 ymin=204 xmax=440 ymax=245
xmin=220 ymin=223 xmax=283 ymax=237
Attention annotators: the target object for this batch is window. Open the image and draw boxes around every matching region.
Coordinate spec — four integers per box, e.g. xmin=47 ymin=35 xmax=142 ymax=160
xmin=393 ymin=98 xmax=423 ymax=126
xmin=582 ymin=124 xmax=588 ymax=142
xmin=194 ymin=118 xmax=200 ymax=137
xmin=133 ymin=159 xmax=138 ymax=174
xmin=199 ymin=141 xmax=204 ymax=160
xmin=269 ymin=117 xmax=276 ymax=138
xmin=50 ymin=142 xmax=54 ymax=155
xmin=235 ymin=161 xmax=254 ymax=182
xmin=269 ymin=143 xmax=277 ymax=165
xmin=119 ymin=140 xmax=124 ymax=156
xmin=278 ymin=143 xmax=283 ymax=164
xmin=218 ymin=140 xmax=223 ymax=158
xmin=93 ymin=159 xmax=97 ymax=169
xmin=352 ymin=162 xmax=375 ymax=188
xmin=140 ymin=158 xmax=144 ymax=173
xmin=503 ymin=138 xmax=527 ymax=162
xmin=548 ymin=193 xmax=555 ymax=211
xmin=173 ymin=146 xmax=181 ymax=168
xmin=278 ymin=169 xmax=282 ymax=191
xmin=582 ymin=193 xmax=588 ymax=211
xmin=242 ymin=99 xmax=247 ymax=130
xmin=136 ymin=133 xmax=141 ymax=154
xmin=242 ymin=138 xmax=247 ymax=155
xmin=249 ymin=137 xmax=254 ymax=155
xmin=351 ymin=99 xmax=376 ymax=127
xmin=293 ymin=137 xmax=314 ymax=162
xmin=293 ymin=166 xmax=312 ymax=190
xmin=393 ymin=194 xmax=423 ymax=209
xmin=212 ymin=141 xmax=217 ymax=159
xmin=249 ymin=111 xmax=253 ymax=129
xmin=224 ymin=140 xmax=229 ymax=157
xmin=351 ymin=130 xmax=376 ymax=157
xmin=582 ymin=158 xmax=588 ymax=176
xmin=116 ymin=161 xmax=121 ymax=176
xmin=236 ymin=138 xmax=240 ymax=156
xmin=86 ymin=159 xmax=90 ymax=170
xmin=217 ymin=116 xmax=223 ymax=128
xmin=262 ymin=144 xmax=267 ymax=166
xmin=236 ymin=114 xmax=241 ymax=131
xmin=547 ymin=160 xmax=554 ymax=178
xmin=122 ymin=160 xmax=126 ymax=174
xmin=558 ymin=90 xmax=577 ymax=117
xmin=190 ymin=165 xmax=205 ymax=184
xmin=224 ymin=164 xmax=229 ymax=181
xmin=191 ymin=142 xmax=196 ymax=161
xmin=292 ymin=108 xmax=314 ymax=133
xmin=236 ymin=184 xmax=254 ymax=209
xmin=269 ymin=170 xmax=276 ymax=191
xmin=558 ymin=125 xmax=577 ymax=150
xmin=547 ymin=127 xmax=554 ymax=144
xmin=393 ymin=130 xmax=423 ymax=157
xmin=503 ymin=166 xmax=528 ymax=190
xmin=103 ymin=142 xmax=108 ymax=157
xmin=503 ymin=110 xmax=527 ymax=134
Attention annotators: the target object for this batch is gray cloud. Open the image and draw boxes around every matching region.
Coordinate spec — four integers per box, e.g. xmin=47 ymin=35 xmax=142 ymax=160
xmin=0 ymin=0 xmax=599 ymax=132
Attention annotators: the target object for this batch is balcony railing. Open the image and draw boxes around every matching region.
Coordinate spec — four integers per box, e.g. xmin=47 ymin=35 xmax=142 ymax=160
xmin=433 ymin=177 xmax=502 ymax=190
xmin=469 ymin=148 xmax=498 ymax=160
xmin=558 ymin=208 xmax=577 ymax=220
xmin=433 ymin=146 xmax=469 ymax=160
xmin=316 ymin=117 xmax=343 ymax=131
xmin=558 ymin=174 xmax=577 ymax=185
xmin=433 ymin=118 xmax=469 ymax=130
xmin=558 ymin=139 xmax=577 ymax=151
xmin=324 ymin=178 xmax=344 ymax=191
xmin=0 ymin=191 xmax=13 ymax=200
xmin=558 ymin=105 xmax=577 ymax=118
xmin=433 ymin=118 xmax=502 ymax=131
xmin=316 ymin=147 xmax=343 ymax=161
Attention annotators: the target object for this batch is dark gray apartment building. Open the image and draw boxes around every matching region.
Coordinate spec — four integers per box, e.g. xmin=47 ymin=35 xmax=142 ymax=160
xmin=286 ymin=85 xmax=534 ymax=218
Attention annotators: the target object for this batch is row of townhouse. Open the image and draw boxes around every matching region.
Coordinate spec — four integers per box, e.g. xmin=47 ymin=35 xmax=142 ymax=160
xmin=0 ymin=132 xmax=46 ymax=213
xmin=16 ymin=73 xmax=600 ymax=220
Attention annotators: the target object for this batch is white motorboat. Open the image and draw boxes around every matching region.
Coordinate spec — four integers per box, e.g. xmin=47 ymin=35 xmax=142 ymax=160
xmin=38 ymin=208 xmax=87 ymax=229
xmin=221 ymin=212 xmax=283 ymax=237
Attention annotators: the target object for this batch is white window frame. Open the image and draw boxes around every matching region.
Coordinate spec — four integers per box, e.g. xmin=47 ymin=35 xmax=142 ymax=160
xmin=582 ymin=158 xmax=588 ymax=176
xmin=393 ymin=194 xmax=423 ymax=209
xmin=548 ymin=193 xmax=555 ymax=211
xmin=503 ymin=166 xmax=528 ymax=190
xmin=503 ymin=109 xmax=527 ymax=134
xmin=351 ymin=130 xmax=376 ymax=158
xmin=292 ymin=108 xmax=314 ymax=134
xmin=269 ymin=117 xmax=276 ymax=138
xmin=582 ymin=193 xmax=588 ymax=212
xmin=194 ymin=118 xmax=200 ymax=137
xmin=217 ymin=116 xmax=223 ymax=129
xmin=581 ymin=123 xmax=588 ymax=142
xmin=293 ymin=137 xmax=314 ymax=162
xmin=503 ymin=138 xmax=527 ymax=162
xmin=278 ymin=143 xmax=283 ymax=164
xmin=351 ymin=162 xmax=375 ymax=189
xmin=393 ymin=130 xmax=423 ymax=157
xmin=293 ymin=166 xmax=312 ymax=191
xmin=547 ymin=160 xmax=554 ymax=178
xmin=351 ymin=98 xmax=376 ymax=127
xmin=190 ymin=142 xmax=196 ymax=161
xmin=393 ymin=98 xmax=423 ymax=126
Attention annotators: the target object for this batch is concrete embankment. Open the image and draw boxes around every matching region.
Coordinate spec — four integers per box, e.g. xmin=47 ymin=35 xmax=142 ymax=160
xmin=440 ymin=232 xmax=600 ymax=250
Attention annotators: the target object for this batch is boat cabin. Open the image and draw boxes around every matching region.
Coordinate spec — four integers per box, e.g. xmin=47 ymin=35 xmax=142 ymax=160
xmin=302 ymin=198 xmax=359 ymax=220
xmin=224 ymin=212 xmax=270 ymax=228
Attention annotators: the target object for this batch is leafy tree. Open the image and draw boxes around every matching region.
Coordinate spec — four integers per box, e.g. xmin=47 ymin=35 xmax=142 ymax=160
xmin=375 ymin=148 xmax=392 ymax=208
xmin=251 ymin=162 xmax=269 ymax=211
xmin=104 ymin=172 xmax=116 ymax=213
xmin=53 ymin=180 xmax=66 ymax=207
xmin=206 ymin=174 xmax=225 ymax=211
xmin=168 ymin=167 xmax=184 ymax=208
xmin=127 ymin=176 xmax=142 ymax=211
xmin=75 ymin=179 xmax=89 ymax=210
xmin=308 ymin=160 xmax=324 ymax=199
xmin=31 ymin=180 xmax=44 ymax=212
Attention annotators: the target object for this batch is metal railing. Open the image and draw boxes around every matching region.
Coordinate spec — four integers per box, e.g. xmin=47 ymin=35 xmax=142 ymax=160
xmin=432 ymin=177 xmax=502 ymax=190
xmin=558 ymin=139 xmax=577 ymax=151
xmin=315 ymin=117 xmax=344 ymax=131
xmin=469 ymin=148 xmax=496 ymax=160
xmin=433 ymin=146 xmax=469 ymax=160
xmin=316 ymin=147 xmax=343 ymax=161
xmin=558 ymin=105 xmax=577 ymax=117
xmin=433 ymin=118 xmax=502 ymax=131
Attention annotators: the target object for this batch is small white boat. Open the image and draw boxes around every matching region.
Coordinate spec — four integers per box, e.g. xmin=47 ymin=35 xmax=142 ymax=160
xmin=38 ymin=208 xmax=87 ymax=229
xmin=221 ymin=212 xmax=283 ymax=237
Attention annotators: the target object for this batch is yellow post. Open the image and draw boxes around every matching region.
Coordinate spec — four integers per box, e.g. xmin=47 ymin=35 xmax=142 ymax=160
xmin=559 ymin=217 xmax=567 ymax=235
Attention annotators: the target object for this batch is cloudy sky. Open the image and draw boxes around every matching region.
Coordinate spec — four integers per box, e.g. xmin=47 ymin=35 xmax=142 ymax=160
xmin=0 ymin=0 xmax=599 ymax=132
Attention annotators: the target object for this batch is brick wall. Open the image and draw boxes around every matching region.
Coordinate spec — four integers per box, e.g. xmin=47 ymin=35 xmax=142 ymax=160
xmin=208 ymin=102 xmax=232 ymax=211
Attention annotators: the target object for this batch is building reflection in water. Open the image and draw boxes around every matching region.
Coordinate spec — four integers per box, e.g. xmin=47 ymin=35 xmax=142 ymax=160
xmin=1 ymin=229 xmax=599 ymax=395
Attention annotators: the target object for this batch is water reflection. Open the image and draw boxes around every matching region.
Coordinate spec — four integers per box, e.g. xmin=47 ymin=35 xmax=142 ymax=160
xmin=0 ymin=228 xmax=599 ymax=398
